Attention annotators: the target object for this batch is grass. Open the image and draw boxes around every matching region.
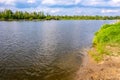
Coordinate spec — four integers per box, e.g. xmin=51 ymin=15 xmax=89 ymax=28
xmin=90 ymin=21 xmax=120 ymax=62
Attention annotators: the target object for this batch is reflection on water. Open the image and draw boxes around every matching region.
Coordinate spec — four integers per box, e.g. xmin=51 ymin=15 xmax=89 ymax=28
xmin=0 ymin=20 xmax=114 ymax=80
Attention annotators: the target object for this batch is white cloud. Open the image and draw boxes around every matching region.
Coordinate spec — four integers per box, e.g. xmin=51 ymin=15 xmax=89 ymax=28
xmin=50 ymin=9 xmax=60 ymax=13
xmin=0 ymin=0 xmax=16 ymax=5
xmin=101 ymin=9 xmax=119 ymax=13
xmin=27 ymin=0 xmax=36 ymax=3
xmin=111 ymin=0 xmax=120 ymax=3
xmin=0 ymin=0 xmax=120 ymax=16
xmin=79 ymin=0 xmax=120 ymax=7
xmin=109 ymin=0 xmax=120 ymax=6
xmin=40 ymin=0 xmax=120 ymax=8
xmin=88 ymin=0 xmax=101 ymax=5
xmin=41 ymin=0 xmax=56 ymax=5
xmin=41 ymin=0 xmax=81 ymax=5
xmin=75 ymin=0 xmax=82 ymax=4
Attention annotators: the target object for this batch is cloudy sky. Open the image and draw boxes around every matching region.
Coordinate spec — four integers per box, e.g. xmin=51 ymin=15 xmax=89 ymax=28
xmin=0 ymin=0 xmax=120 ymax=16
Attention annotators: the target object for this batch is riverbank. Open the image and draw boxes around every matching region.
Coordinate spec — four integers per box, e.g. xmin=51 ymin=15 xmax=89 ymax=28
xmin=0 ymin=10 xmax=120 ymax=21
xmin=75 ymin=21 xmax=120 ymax=80
xmin=76 ymin=50 xmax=120 ymax=80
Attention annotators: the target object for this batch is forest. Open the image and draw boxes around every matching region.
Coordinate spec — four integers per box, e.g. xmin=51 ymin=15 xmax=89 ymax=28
xmin=0 ymin=9 xmax=120 ymax=20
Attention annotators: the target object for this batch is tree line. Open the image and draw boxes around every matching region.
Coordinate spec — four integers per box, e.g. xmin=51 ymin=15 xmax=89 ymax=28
xmin=0 ymin=9 xmax=120 ymax=20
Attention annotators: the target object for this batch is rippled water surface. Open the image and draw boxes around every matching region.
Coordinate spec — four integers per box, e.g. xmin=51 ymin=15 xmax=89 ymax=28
xmin=0 ymin=20 xmax=114 ymax=80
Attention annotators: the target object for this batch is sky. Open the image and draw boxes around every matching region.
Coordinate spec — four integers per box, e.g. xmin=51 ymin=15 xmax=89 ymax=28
xmin=0 ymin=0 xmax=120 ymax=16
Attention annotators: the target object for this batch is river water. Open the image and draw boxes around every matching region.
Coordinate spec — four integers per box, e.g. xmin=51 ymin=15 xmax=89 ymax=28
xmin=0 ymin=20 xmax=114 ymax=80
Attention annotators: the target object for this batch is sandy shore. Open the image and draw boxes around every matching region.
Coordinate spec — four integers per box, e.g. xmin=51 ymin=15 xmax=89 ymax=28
xmin=75 ymin=49 xmax=120 ymax=80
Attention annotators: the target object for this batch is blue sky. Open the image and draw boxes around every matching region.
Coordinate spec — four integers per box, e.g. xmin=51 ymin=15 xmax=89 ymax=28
xmin=0 ymin=0 xmax=120 ymax=16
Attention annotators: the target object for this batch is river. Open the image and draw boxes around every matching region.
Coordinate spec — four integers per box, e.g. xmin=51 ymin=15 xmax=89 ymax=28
xmin=0 ymin=20 xmax=115 ymax=80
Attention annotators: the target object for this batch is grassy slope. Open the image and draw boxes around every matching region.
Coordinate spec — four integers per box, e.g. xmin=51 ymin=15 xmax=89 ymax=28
xmin=89 ymin=21 xmax=120 ymax=62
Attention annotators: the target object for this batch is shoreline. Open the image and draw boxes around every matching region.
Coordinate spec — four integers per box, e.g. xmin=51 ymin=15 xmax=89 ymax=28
xmin=75 ymin=21 xmax=120 ymax=80
xmin=75 ymin=48 xmax=120 ymax=80
xmin=0 ymin=19 xmax=119 ymax=21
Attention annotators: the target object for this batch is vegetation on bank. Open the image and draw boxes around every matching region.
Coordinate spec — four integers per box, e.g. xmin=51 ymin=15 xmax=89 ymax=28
xmin=0 ymin=9 xmax=120 ymax=21
xmin=89 ymin=21 xmax=120 ymax=62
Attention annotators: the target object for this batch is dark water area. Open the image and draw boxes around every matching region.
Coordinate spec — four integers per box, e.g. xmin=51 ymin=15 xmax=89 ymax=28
xmin=0 ymin=20 xmax=115 ymax=80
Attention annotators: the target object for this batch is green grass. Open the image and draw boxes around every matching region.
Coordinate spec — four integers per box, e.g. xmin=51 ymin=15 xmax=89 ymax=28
xmin=93 ymin=22 xmax=120 ymax=44
xmin=91 ymin=21 xmax=120 ymax=62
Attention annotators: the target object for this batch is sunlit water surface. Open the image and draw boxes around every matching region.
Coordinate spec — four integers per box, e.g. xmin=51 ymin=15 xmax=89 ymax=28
xmin=0 ymin=20 xmax=115 ymax=80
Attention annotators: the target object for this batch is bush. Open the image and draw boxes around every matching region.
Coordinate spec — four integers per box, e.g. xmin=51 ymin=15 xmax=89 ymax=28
xmin=93 ymin=22 xmax=120 ymax=44
xmin=91 ymin=22 xmax=120 ymax=61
